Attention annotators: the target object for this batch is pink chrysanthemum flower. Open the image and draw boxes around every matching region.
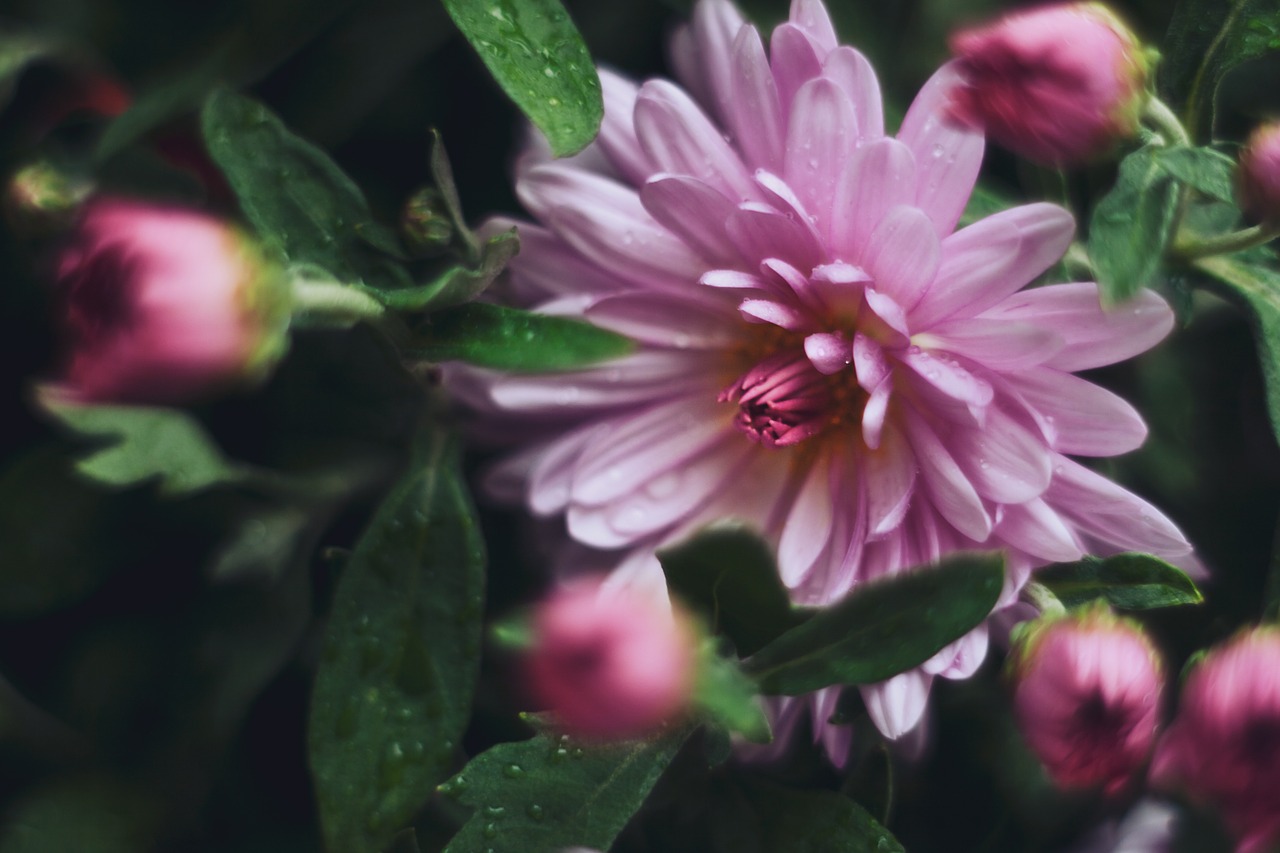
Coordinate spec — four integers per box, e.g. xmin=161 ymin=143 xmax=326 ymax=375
xmin=453 ymin=0 xmax=1191 ymax=754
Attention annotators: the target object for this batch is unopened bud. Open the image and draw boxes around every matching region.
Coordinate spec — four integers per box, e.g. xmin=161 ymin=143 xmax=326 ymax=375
xmin=1237 ymin=122 xmax=1280 ymax=225
xmin=401 ymin=187 xmax=454 ymax=255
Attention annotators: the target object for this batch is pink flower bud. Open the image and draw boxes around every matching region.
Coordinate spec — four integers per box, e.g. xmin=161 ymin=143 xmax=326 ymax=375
xmin=1151 ymin=628 xmax=1280 ymax=853
xmin=526 ymin=577 xmax=696 ymax=739
xmin=949 ymin=3 xmax=1151 ymax=165
xmin=1237 ymin=122 xmax=1280 ymax=225
xmin=55 ymin=199 xmax=291 ymax=404
xmin=1010 ymin=605 xmax=1164 ymax=795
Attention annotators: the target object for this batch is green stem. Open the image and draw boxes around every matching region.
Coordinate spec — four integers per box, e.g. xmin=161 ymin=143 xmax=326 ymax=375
xmin=1142 ymin=97 xmax=1190 ymax=148
xmin=1063 ymin=242 xmax=1093 ymax=277
xmin=1022 ymin=582 xmax=1066 ymax=618
xmin=1173 ymin=223 xmax=1280 ymax=261
xmin=290 ymin=277 xmax=386 ymax=325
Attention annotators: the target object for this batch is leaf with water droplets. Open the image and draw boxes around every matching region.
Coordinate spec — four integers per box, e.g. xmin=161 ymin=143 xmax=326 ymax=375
xmin=308 ymin=425 xmax=485 ymax=853
xmin=407 ymin=302 xmax=635 ymax=372
xmin=440 ymin=727 xmax=690 ymax=853
xmin=201 ymin=88 xmax=411 ymax=292
xmin=1037 ymin=552 xmax=1203 ymax=610
xmin=743 ymin=552 xmax=1004 ymax=695
xmin=440 ymin=0 xmax=602 ymax=157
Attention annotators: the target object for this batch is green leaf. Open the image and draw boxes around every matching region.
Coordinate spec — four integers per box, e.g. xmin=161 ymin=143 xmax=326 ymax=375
xmin=658 ymin=524 xmax=804 ymax=657
xmin=1193 ymin=254 xmax=1280 ymax=443
xmin=1164 ymin=0 xmax=1280 ymax=139
xmin=1036 ymin=553 xmax=1204 ymax=610
xmin=308 ymin=427 xmax=486 ymax=853
xmin=694 ymin=644 xmax=771 ymax=743
xmin=1089 ymin=147 xmax=1181 ymax=304
xmin=374 ymin=230 xmax=519 ymax=313
xmin=201 ymin=88 xmax=410 ymax=292
xmin=743 ymin=553 xmax=1004 ymax=696
xmin=731 ymin=777 xmax=905 ymax=853
xmin=440 ymin=0 xmax=602 ymax=157
xmin=40 ymin=396 xmax=247 ymax=496
xmin=439 ymin=727 xmax=690 ymax=853
xmin=1157 ymin=146 xmax=1238 ymax=203
xmin=408 ymin=302 xmax=635 ymax=371
xmin=429 ymin=130 xmax=481 ymax=263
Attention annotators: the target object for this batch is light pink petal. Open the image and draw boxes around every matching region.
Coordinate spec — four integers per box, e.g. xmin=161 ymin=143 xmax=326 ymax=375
xmin=985 ymin=283 xmax=1175 ymax=372
xmin=862 ymin=374 xmax=892 ymax=449
xmin=904 ymin=414 xmax=992 ymax=541
xmin=634 ymin=80 xmax=758 ymax=202
xmin=1007 ymin=368 xmax=1148 ymax=457
xmin=728 ymin=26 xmax=784 ymax=171
xmin=951 ymin=403 xmax=1054 ymax=503
xmin=528 ymin=423 xmax=610 ymax=515
xmin=584 ymin=290 xmax=737 ymax=349
xmin=769 ymin=23 xmax=824 ymax=116
xmin=864 ymin=423 xmax=916 ymax=538
xmin=862 ymin=205 xmax=940 ymax=309
xmin=896 ymin=61 xmax=985 ymax=238
xmin=571 ymin=396 xmax=730 ymax=505
xmin=823 ymin=47 xmax=883 ymax=140
xmin=852 ymin=333 xmax=888 ymax=391
xmin=1047 ymin=457 xmax=1192 ymax=557
xmin=862 ymin=669 xmax=933 ymax=739
xmin=488 ymin=219 xmax=623 ymax=300
xmin=752 ymin=170 xmax=829 ymax=254
xmin=811 ymin=687 xmax=853 ymax=768
xmin=738 ymin=298 xmax=801 ymax=330
xmin=829 ymin=138 xmax=916 ymax=262
xmin=596 ymin=69 xmax=651 ymax=185
xmin=863 ymin=288 xmax=911 ymax=339
xmin=923 ymin=318 xmax=1064 ymax=370
xmin=778 ymin=459 xmax=835 ymax=588
xmin=727 ymin=204 xmax=825 ymax=271
xmin=488 ymin=351 xmax=710 ymax=412
xmin=994 ymin=498 xmax=1084 ymax=563
xmin=640 ymin=175 xmax=740 ymax=266
xmin=518 ymin=165 xmax=703 ymax=291
xmin=924 ymin=627 xmax=990 ymax=680
xmin=701 ymin=269 xmax=767 ymax=290
xmin=912 ymin=203 xmax=1075 ymax=328
xmin=567 ymin=432 xmax=755 ymax=547
xmin=900 ymin=348 xmax=994 ymax=408
xmin=804 ymin=332 xmax=850 ymax=374
xmin=762 ymin=258 xmax=827 ymax=312
xmin=789 ymin=0 xmax=838 ymax=53
xmin=678 ymin=0 xmax=747 ymax=125
xmin=784 ymin=77 xmax=858 ymax=226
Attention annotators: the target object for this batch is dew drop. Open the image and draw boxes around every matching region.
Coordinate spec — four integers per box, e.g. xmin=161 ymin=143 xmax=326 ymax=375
xmin=484 ymin=806 xmax=506 ymax=818
xmin=503 ymin=763 xmax=525 ymax=779
xmin=483 ymin=823 xmax=498 ymax=839
xmin=571 ymin=748 xmax=585 ymax=760
xmin=527 ymin=803 xmax=545 ymax=821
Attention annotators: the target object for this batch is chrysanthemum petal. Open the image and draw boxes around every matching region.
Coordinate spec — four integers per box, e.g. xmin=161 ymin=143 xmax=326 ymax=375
xmin=597 ymin=69 xmax=651 ymax=185
xmin=904 ymin=413 xmax=992 ymax=541
xmin=823 ymin=47 xmax=884 ymax=140
xmin=923 ymin=318 xmax=1064 ymax=370
xmin=862 ymin=373 xmax=892 ymax=449
xmin=778 ymin=459 xmax=835 ymax=587
xmin=804 ymin=332 xmax=851 ymax=374
xmin=1048 ymin=457 xmax=1192 ymax=557
xmin=789 ymin=0 xmax=838 ymax=52
xmin=897 ymin=61 xmax=985 ymax=238
xmin=985 ymin=283 xmax=1174 ymax=372
xmin=518 ymin=165 xmax=704 ymax=290
xmin=951 ymin=403 xmax=1053 ymax=503
xmin=490 ymin=219 xmax=624 ymax=300
xmin=528 ymin=423 xmax=610 ymax=515
xmin=728 ymin=25 xmax=784 ymax=171
xmin=994 ymin=498 xmax=1084 ymax=563
xmin=830 ymin=138 xmax=916 ymax=261
xmin=641 ymin=175 xmax=741 ymax=265
xmin=1007 ymin=368 xmax=1148 ymax=456
xmin=785 ymin=77 xmax=858 ymax=225
xmin=925 ymin=626 xmax=990 ymax=680
xmin=912 ymin=203 xmax=1075 ymax=326
xmin=862 ymin=669 xmax=932 ymax=739
xmin=488 ymin=351 xmax=710 ymax=412
xmin=727 ymin=203 xmax=826 ymax=271
xmin=634 ymin=80 xmax=758 ymax=202
xmin=862 ymin=205 xmax=940 ymax=308
xmin=584 ymin=290 xmax=738 ymax=349
xmin=770 ymin=23 xmax=824 ymax=115
xmin=901 ymin=347 xmax=993 ymax=408
xmin=864 ymin=424 xmax=916 ymax=538
xmin=676 ymin=0 xmax=748 ymax=125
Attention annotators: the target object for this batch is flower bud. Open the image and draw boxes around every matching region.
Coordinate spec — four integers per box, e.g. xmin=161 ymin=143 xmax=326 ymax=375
xmin=1151 ymin=627 xmax=1280 ymax=853
xmin=1009 ymin=604 xmax=1164 ymax=794
xmin=1237 ymin=122 xmax=1280 ymax=225
xmin=525 ymin=577 xmax=696 ymax=739
xmin=949 ymin=3 xmax=1152 ymax=165
xmin=55 ymin=199 xmax=291 ymax=404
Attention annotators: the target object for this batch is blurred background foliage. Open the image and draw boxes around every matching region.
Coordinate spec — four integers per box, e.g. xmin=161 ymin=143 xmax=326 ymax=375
xmin=0 ymin=0 xmax=1275 ymax=850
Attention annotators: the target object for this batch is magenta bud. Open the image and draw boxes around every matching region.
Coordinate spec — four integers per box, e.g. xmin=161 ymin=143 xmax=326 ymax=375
xmin=1151 ymin=627 xmax=1280 ymax=853
xmin=949 ymin=3 xmax=1152 ymax=165
xmin=54 ymin=199 xmax=291 ymax=404
xmin=525 ymin=577 xmax=696 ymax=740
xmin=1010 ymin=604 xmax=1164 ymax=795
xmin=1237 ymin=122 xmax=1280 ymax=225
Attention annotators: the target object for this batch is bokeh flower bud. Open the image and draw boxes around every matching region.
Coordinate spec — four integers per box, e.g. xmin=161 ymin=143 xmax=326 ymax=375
xmin=526 ymin=577 xmax=696 ymax=739
xmin=1151 ymin=627 xmax=1280 ymax=853
xmin=949 ymin=3 xmax=1151 ymax=165
xmin=1237 ymin=122 xmax=1280 ymax=225
xmin=55 ymin=199 xmax=291 ymax=404
xmin=1010 ymin=604 xmax=1164 ymax=794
